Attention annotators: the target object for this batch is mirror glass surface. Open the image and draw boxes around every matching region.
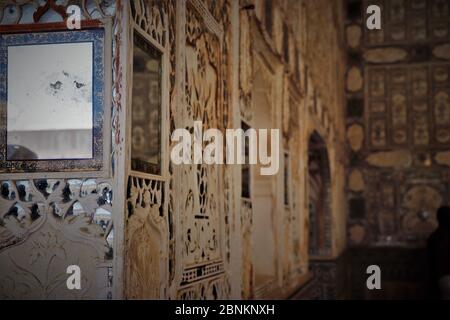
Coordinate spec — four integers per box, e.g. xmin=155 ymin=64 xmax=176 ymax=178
xmin=131 ymin=32 xmax=162 ymax=175
xmin=7 ymin=42 xmax=93 ymax=160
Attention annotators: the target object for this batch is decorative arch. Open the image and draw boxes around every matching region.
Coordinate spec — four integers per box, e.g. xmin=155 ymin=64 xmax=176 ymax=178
xmin=308 ymin=131 xmax=332 ymax=257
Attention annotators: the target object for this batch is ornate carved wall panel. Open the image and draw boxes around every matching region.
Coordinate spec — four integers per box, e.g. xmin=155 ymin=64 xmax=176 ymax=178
xmin=0 ymin=179 xmax=113 ymax=299
xmin=0 ymin=0 xmax=348 ymax=300
xmin=238 ymin=6 xmax=254 ymax=299
xmin=346 ymin=0 xmax=450 ymax=247
xmin=363 ymin=0 xmax=450 ymax=47
xmin=125 ymin=176 xmax=165 ymax=299
xmin=165 ymin=0 xmax=232 ymax=300
xmin=366 ymin=63 xmax=450 ymax=150
xmin=124 ymin=0 xmax=172 ymax=299
xmin=0 ymin=0 xmax=116 ymax=23
xmin=121 ymin=0 xmax=346 ymax=300
xmin=0 ymin=1 xmax=119 ymax=300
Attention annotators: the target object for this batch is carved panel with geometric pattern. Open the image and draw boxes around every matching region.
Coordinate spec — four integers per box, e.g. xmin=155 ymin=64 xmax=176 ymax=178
xmin=363 ymin=0 xmax=450 ymax=47
xmin=366 ymin=63 xmax=450 ymax=150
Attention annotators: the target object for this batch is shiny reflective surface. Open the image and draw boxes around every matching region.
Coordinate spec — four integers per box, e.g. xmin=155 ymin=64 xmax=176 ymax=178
xmin=131 ymin=32 xmax=162 ymax=175
xmin=7 ymin=42 xmax=93 ymax=160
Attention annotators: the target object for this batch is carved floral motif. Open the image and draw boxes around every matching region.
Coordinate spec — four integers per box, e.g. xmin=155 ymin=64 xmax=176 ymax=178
xmin=0 ymin=179 xmax=113 ymax=299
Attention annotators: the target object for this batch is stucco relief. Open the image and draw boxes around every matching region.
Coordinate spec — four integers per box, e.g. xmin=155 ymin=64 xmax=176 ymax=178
xmin=170 ymin=0 xmax=231 ymax=300
xmin=125 ymin=177 xmax=165 ymax=299
xmin=131 ymin=0 xmax=167 ymax=48
xmin=124 ymin=0 xmax=172 ymax=300
xmin=0 ymin=0 xmax=117 ymax=300
xmin=0 ymin=0 xmax=116 ymax=24
xmin=0 ymin=0 xmax=349 ymax=300
xmin=0 ymin=179 xmax=113 ymax=299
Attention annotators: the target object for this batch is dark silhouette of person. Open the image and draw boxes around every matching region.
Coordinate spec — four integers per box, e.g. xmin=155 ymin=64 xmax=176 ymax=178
xmin=427 ymin=206 xmax=450 ymax=300
xmin=7 ymin=144 xmax=38 ymax=160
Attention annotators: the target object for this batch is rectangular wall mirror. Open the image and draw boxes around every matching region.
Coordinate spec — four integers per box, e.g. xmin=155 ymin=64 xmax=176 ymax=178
xmin=131 ymin=31 xmax=162 ymax=176
xmin=7 ymin=42 xmax=93 ymax=160
xmin=0 ymin=24 xmax=110 ymax=176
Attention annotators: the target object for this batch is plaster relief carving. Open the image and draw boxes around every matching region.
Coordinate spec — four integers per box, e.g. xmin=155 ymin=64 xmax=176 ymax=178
xmin=125 ymin=176 xmax=165 ymax=299
xmin=0 ymin=0 xmax=115 ymax=24
xmin=0 ymin=0 xmax=117 ymax=301
xmin=124 ymin=0 xmax=171 ymax=300
xmin=131 ymin=0 xmax=168 ymax=48
xmin=0 ymin=0 xmax=350 ymax=301
xmin=172 ymin=0 xmax=230 ymax=300
xmin=0 ymin=179 xmax=113 ymax=299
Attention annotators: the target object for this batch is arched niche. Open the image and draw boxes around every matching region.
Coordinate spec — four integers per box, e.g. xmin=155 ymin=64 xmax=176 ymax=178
xmin=308 ymin=131 xmax=332 ymax=257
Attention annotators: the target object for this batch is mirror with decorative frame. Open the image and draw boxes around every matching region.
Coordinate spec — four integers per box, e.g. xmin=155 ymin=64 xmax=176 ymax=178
xmin=0 ymin=23 xmax=110 ymax=176
xmin=131 ymin=30 xmax=162 ymax=176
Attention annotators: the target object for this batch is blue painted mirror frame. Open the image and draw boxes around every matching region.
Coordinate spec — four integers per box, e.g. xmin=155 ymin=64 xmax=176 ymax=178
xmin=0 ymin=22 xmax=111 ymax=177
